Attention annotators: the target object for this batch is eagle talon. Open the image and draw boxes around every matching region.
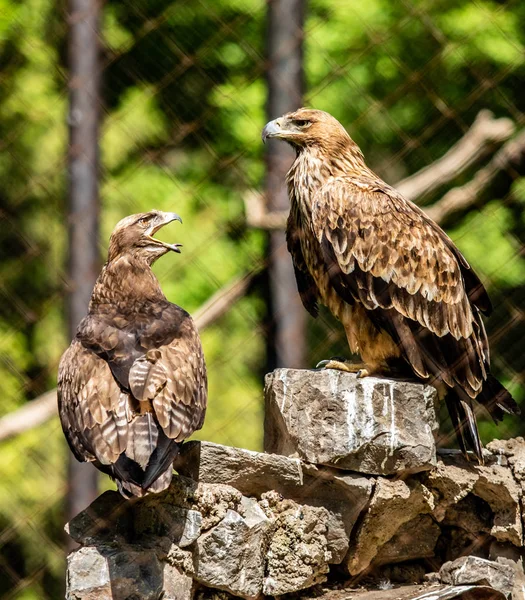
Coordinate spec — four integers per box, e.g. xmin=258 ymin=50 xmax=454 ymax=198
xmin=356 ymin=368 xmax=370 ymax=379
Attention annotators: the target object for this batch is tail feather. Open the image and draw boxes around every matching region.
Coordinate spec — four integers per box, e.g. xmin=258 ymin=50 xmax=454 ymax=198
xmin=446 ymin=375 xmax=519 ymax=464
xmin=445 ymin=393 xmax=484 ymax=464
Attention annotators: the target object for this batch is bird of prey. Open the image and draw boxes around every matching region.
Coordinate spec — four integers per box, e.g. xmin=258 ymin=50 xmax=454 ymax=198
xmin=262 ymin=108 xmax=519 ymax=462
xmin=58 ymin=210 xmax=207 ymax=497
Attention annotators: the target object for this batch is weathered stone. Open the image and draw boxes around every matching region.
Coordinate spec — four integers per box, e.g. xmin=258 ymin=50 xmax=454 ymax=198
xmin=176 ymin=441 xmax=372 ymax=564
xmin=348 ymin=478 xmax=435 ymax=575
xmin=176 ymin=441 xmax=304 ymax=495
xmin=374 ymin=515 xmax=441 ymax=566
xmin=439 ymin=556 xmax=515 ymax=598
xmin=489 ymin=542 xmax=525 ymax=600
xmin=265 ymin=368 xmax=438 ymax=475
xmin=192 ymin=483 xmax=244 ymax=531
xmin=163 ymin=563 xmax=194 ymax=600
xmin=193 ymin=507 xmax=272 ymax=600
xmin=66 ymin=547 xmax=111 ymax=600
xmin=65 ymin=491 xmax=130 ymax=545
xmin=66 ymin=545 xmax=164 ymax=600
xmin=135 ymin=502 xmax=202 ymax=547
xmin=425 ymin=457 xmax=523 ymax=547
xmin=261 ymin=490 xmax=331 ymax=595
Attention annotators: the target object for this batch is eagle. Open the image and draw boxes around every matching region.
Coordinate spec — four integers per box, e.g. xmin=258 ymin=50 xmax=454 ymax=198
xmin=58 ymin=210 xmax=207 ymax=497
xmin=262 ymin=108 xmax=519 ymax=462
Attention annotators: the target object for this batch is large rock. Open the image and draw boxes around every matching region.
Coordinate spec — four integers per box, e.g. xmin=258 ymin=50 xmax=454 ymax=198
xmin=439 ymin=556 xmax=515 ymax=598
xmin=192 ymin=501 xmax=272 ymax=600
xmin=264 ymin=369 xmax=438 ymax=475
xmin=66 ymin=545 xmax=164 ymax=600
xmin=348 ymin=479 xmax=435 ymax=575
xmin=176 ymin=441 xmax=373 ymax=564
xmin=261 ymin=491 xmax=331 ymax=595
xmin=176 ymin=441 xmax=304 ymax=495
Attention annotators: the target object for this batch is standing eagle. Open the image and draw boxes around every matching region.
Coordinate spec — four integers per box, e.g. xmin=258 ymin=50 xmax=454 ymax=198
xmin=262 ymin=108 xmax=518 ymax=462
xmin=58 ymin=210 xmax=207 ymax=497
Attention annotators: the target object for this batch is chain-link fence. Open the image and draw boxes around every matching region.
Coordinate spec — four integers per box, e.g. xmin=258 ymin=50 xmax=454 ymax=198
xmin=0 ymin=0 xmax=524 ymax=597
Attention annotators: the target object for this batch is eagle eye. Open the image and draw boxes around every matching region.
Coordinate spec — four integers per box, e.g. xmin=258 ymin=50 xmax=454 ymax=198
xmin=138 ymin=216 xmax=150 ymax=225
xmin=295 ymin=119 xmax=311 ymax=127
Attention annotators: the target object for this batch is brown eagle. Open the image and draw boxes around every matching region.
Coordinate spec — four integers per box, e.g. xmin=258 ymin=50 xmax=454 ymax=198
xmin=262 ymin=108 xmax=519 ymax=462
xmin=58 ymin=210 xmax=207 ymax=497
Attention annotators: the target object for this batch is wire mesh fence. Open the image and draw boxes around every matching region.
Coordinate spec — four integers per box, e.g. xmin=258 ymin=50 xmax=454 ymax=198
xmin=0 ymin=0 xmax=525 ymax=597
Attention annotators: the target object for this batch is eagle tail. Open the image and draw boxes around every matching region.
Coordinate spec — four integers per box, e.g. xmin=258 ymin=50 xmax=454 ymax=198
xmin=475 ymin=374 xmax=520 ymax=423
xmin=445 ymin=393 xmax=484 ymax=464
xmin=112 ymin=413 xmax=180 ymax=498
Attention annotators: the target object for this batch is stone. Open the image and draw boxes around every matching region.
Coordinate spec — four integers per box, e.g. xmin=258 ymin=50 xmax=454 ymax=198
xmin=192 ymin=482 xmax=244 ymax=531
xmin=348 ymin=478 xmax=435 ymax=575
xmin=163 ymin=563 xmax=194 ymax=600
xmin=176 ymin=441 xmax=372 ymax=564
xmin=489 ymin=542 xmax=525 ymax=600
xmin=374 ymin=515 xmax=441 ymax=566
xmin=176 ymin=441 xmax=304 ymax=495
xmin=65 ymin=491 xmax=131 ymax=545
xmin=66 ymin=546 xmax=111 ymax=600
xmin=439 ymin=556 xmax=515 ymax=598
xmin=193 ymin=507 xmax=272 ymax=600
xmin=134 ymin=502 xmax=202 ymax=547
xmin=66 ymin=545 xmax=164 ymax=600
xmin=425 ymin=457 xmax=523 ymax=547
xmin=264 ymin=368 xmax=438 ymax=475
xmin=261 ymin=490 xmax=331 ymax=595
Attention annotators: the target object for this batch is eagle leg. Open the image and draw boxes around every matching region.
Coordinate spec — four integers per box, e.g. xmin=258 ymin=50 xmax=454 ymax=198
xmin=316 ymin=358 xmax=368 ymax=373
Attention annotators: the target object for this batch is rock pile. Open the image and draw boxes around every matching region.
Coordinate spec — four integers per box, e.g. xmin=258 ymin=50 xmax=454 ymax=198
xmin=65 ymin=369 xmax=525 ymax=600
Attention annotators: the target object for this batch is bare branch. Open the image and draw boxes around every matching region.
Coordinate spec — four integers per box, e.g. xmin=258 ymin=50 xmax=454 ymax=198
xmin=245 ymin=110 xmax=516 ymax=230
xmin=0 ymin=269 xmax=260 ymax=443
xmin=427 ymin=129 xmax=525 ymax=224
xmin=396 ymin=110 xmax=515 ymax=201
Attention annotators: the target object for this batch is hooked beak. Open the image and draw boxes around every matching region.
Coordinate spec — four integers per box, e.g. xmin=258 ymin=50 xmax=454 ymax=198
xmin=147 ymin=212 xmax=183 ymax=253
xmin=261 ymin=119 xmax=283 ymax=143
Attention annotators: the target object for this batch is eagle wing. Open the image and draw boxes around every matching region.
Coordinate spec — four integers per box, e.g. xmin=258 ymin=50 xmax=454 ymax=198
xmin=58 ymin=340 xmax=128 ymax=466
xmin=287 ymin=201 xmax=320 ymax=318
xmin=311 ymin=176 xmax=491 ymax=398
xmin=128 ymin=316 xmax=208 ymax=441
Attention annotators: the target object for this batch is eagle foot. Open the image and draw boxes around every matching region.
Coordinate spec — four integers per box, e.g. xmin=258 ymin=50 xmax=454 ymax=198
xmin=316 ymin=358 xmax=367 ymax=373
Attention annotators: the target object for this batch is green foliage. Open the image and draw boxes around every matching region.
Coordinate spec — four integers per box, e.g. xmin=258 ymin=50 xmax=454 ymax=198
xmin=1 ymin=0 xmax=525 ymax=596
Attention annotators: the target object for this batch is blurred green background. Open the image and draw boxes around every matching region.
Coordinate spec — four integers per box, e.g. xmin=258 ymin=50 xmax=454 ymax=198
xmin=1 ymin=0 xmax=525 ymax=597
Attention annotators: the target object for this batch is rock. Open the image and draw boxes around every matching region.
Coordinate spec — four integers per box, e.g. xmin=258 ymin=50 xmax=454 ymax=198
xmin=348 ymin=479 xmax=435 ymax=575
xmin=264 ymin=368 xmax=438 ymax=475
xmin=439 ymin=556 xmax=515 ymax=598
xmin=192 ymin=483 xmax=244 ymax=531
xmin=176 ymin=441 xmax=304 ymax=495
xmin=65 ymin=491 xmax=130 ymax=545
xmin=425 ymin=457 xmax=523 ymax=547
xmin=66 ymin=545 xmax=164 ymax=600
xmin=66 ymin=547 xmax=111 ymax=600
xmin=163 ymin=563 xmax=194 ymax=600
xmin=134 ymin=502 xmax=202 ymax=547
xmin=261 ymin=491 xmax=331 ymax=595
xmin=193 ymin=507 xmax=272 ymax=600
xmin=374 ymin=515 xmax=441 ymax=566
xmin=175 ymin=441 xmax=372 ymax=564
xmin=489 ymin=542 xmax=525 ymax=600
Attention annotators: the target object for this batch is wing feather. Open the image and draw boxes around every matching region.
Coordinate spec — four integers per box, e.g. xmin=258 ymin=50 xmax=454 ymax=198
xmin=311 ymin=177 xmax=490 ymax=398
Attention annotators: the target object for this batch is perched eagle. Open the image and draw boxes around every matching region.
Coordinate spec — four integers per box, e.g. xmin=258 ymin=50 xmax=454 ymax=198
xmin=58 ymin=211 xmax=207 ymax=497
xmin=262 ymin=108 xmax=519 ymax=462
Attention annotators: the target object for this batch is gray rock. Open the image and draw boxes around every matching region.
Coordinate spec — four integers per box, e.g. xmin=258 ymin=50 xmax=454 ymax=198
xmin=193 ymin=508 xmax=272 ymax=600
xmin=163 ymin=563 xmax=194 ymax=600
xmin=66 ymin=545 xmax=164 ymax=600
xmin=176 ymin=441 xmax=304 ymax=495
xmin=489 ymin=542 xmax=525 ymax=600
xmin=260 ymin=491 xmax=331 ymax=595
xmin=439 ymin=556 xmax=515 ymax=598
xmin=176 ymin=440 xmax=372 ymax=564
xmin=66 ymin=547 xmax=111 ymax=600
xmin=264 ymin=368 xmax=438 ymax=475
xmin=348 ymin=478 xmax=435 ymax=575
xmin=374 ymin=515 xmax=441 ymax=566
xmin=135 ymin=502 xmax=202 ymax=547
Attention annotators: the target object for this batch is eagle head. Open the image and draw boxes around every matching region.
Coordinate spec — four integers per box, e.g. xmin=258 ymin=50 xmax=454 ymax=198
xmin=108 ymin=210 xmax=183 ymax=264
xmin=262 ymin=108 xmax=352 ymax=150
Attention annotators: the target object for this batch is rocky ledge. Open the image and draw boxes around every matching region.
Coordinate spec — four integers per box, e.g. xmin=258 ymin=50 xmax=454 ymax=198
xmin=65 ymin=369 xmax=525 ymax=600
